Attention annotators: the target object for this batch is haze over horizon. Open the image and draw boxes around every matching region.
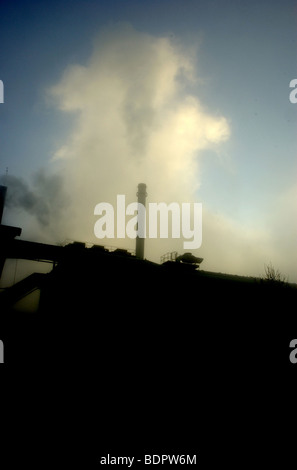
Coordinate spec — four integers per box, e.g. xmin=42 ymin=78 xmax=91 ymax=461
xmin=0 ymin=0 xmax=296 ymax=282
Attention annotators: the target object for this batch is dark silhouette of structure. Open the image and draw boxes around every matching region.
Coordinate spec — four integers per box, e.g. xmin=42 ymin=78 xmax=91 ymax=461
xmin=0 ymin=182 xmax=296 ymax=466
xmin=0 ymin=185 xmax=7 ymax=223
xmin=0 ymin=185 xmax=22 ymax=277
xmin=135 ymin=182 xmax=147 ymax=259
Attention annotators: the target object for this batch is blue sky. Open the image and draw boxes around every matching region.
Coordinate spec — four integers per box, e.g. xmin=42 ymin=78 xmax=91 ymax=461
xmin=1 ymin=0 xmax=296 ymax=281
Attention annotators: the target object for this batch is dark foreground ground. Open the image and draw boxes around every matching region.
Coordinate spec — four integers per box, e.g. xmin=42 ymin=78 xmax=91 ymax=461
xmin=1 ymin=249 xmax=296 ymax=468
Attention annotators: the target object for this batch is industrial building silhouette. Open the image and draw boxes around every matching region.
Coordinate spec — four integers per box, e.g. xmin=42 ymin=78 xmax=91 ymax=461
xmin=1 ymin=183 xmax=296 ymax=466
xmin=1 ymin=182 xmax=296 ymax=367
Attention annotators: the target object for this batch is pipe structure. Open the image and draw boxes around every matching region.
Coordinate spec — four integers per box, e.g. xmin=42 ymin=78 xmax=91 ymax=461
xmin=135 ymin=183 xmax=147 ymax=259
xmin=0 ymin=185 xmax=7 ymax=224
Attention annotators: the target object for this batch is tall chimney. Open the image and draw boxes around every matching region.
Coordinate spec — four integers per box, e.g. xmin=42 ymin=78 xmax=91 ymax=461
xmin=0 ymin=185 xmax=7 ymax=224
xmin=136 ymin=183 xmax=147 ymax=259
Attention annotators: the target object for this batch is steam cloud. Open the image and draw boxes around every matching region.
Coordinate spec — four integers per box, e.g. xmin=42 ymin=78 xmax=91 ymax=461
xmin=3 ymin=24 xmax=293 ymax=279
xmin=47 ymin=23 xmax=230 ymax=257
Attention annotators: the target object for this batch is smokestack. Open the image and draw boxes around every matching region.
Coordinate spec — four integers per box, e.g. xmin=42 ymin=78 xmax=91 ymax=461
xmin=136 ymin=183 xmax=147 ymax=260
xmin=0 ymin=185 xmax=7 ymax=224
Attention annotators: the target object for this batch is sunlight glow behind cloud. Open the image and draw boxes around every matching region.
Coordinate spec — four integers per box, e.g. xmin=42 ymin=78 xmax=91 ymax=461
xmin=33 ymin=23 xmax=294 ymax=281
xmin=48 ymin=24 xmax=230 ymax=249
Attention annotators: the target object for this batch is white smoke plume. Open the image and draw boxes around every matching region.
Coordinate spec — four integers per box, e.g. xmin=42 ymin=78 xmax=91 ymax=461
xmin=3 ymin=24 xmax=291 ymax=280
xmin=47 ymin=23 xmax=230 ymax=260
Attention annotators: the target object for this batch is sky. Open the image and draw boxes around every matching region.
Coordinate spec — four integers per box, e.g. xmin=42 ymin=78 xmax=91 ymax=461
xmin=0 ymin=0 xmax=296 ymax=282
